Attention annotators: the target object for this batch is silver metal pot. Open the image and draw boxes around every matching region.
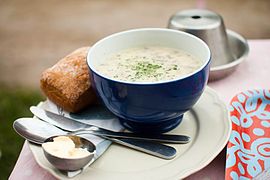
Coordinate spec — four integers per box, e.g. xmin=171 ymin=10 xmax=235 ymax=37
xmin=168 ymin=9 xmax=249 ymax=81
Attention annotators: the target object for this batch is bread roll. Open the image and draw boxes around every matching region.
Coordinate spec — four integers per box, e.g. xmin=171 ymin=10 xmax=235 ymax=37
xmin=40 ymin=47 xmax=97 ymax=112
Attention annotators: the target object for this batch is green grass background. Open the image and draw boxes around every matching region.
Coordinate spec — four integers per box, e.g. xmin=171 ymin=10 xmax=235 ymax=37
xmin=0 ymin=88 xmax=43 ymax=180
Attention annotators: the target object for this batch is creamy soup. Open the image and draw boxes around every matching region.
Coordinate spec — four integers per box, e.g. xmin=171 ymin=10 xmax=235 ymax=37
xmin=94 ymin=46 xmax=203 ymax=82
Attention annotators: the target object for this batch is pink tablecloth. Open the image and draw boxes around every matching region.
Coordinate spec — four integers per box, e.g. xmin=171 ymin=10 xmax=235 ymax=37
xmin=9 ymin=40 xmax=270 ymax=180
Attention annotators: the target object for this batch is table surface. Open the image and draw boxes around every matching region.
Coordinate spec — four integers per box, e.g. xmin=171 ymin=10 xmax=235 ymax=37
xmin=9 ymin=40 xmax=270 ymax=180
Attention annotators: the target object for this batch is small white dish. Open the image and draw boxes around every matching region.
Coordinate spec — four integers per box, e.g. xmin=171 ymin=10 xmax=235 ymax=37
xmin=28 ymin=86 xmax=231 ymax=179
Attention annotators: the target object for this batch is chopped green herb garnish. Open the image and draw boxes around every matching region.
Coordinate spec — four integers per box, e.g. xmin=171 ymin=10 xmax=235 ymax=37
xmin=173 ymin=64 xmax=178 ymax=70
xmin=132 ymin=61 xmax=162 ymax=78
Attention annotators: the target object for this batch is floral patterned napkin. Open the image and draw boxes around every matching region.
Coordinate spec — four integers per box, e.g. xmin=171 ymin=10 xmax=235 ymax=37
xmin=226 ymin=89 xmax=270 ymax=179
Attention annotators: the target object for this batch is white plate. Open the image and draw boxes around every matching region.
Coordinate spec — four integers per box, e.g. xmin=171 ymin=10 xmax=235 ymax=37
xmin=29 ymin=86 xmax=231 ymax=179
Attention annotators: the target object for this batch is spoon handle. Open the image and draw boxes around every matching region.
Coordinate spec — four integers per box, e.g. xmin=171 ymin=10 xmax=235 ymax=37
xmin=99 ymin=136 xmax=177 ymax=160
xmin=82 ymin=129 xmax=190 ymax=144
xmin=73 ymin=131 xmax=177 ymax=159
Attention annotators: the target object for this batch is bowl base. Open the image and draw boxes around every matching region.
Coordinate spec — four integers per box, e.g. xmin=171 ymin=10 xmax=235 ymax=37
xmin=119 ymin=115 xmax=183 ymax=133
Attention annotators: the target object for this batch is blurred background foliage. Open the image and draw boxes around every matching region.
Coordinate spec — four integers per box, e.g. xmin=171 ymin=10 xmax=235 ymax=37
xmin=0 ymin=88 xmax=43 ymax=180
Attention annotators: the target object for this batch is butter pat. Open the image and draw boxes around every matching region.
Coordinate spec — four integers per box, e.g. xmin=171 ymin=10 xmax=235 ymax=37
xmin=42 ymin=136 xmax=91 ymax=159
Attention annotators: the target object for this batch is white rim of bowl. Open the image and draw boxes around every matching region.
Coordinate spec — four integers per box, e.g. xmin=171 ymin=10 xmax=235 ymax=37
xmin=87 ymin=28 xmax=211 ymax=85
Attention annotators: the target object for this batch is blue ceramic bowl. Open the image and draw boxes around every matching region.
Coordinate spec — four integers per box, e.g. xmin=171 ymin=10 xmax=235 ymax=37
xmin=87 ymin=28 xmax=211 ymax=133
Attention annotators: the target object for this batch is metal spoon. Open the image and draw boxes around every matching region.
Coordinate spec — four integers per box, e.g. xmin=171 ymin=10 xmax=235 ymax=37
xmin=30 ymin=106 xmax=190 ymax=144
xmin=13 ymin=118 xmax=177 ymax=159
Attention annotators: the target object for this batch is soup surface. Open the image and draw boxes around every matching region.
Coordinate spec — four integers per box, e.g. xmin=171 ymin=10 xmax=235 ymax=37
xmin=94 ymin=46 xmax=203 ymax=82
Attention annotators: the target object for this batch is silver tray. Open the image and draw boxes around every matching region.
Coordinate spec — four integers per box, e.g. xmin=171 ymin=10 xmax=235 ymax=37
xmin=209 ymin=30 xmax=249 ymax=81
